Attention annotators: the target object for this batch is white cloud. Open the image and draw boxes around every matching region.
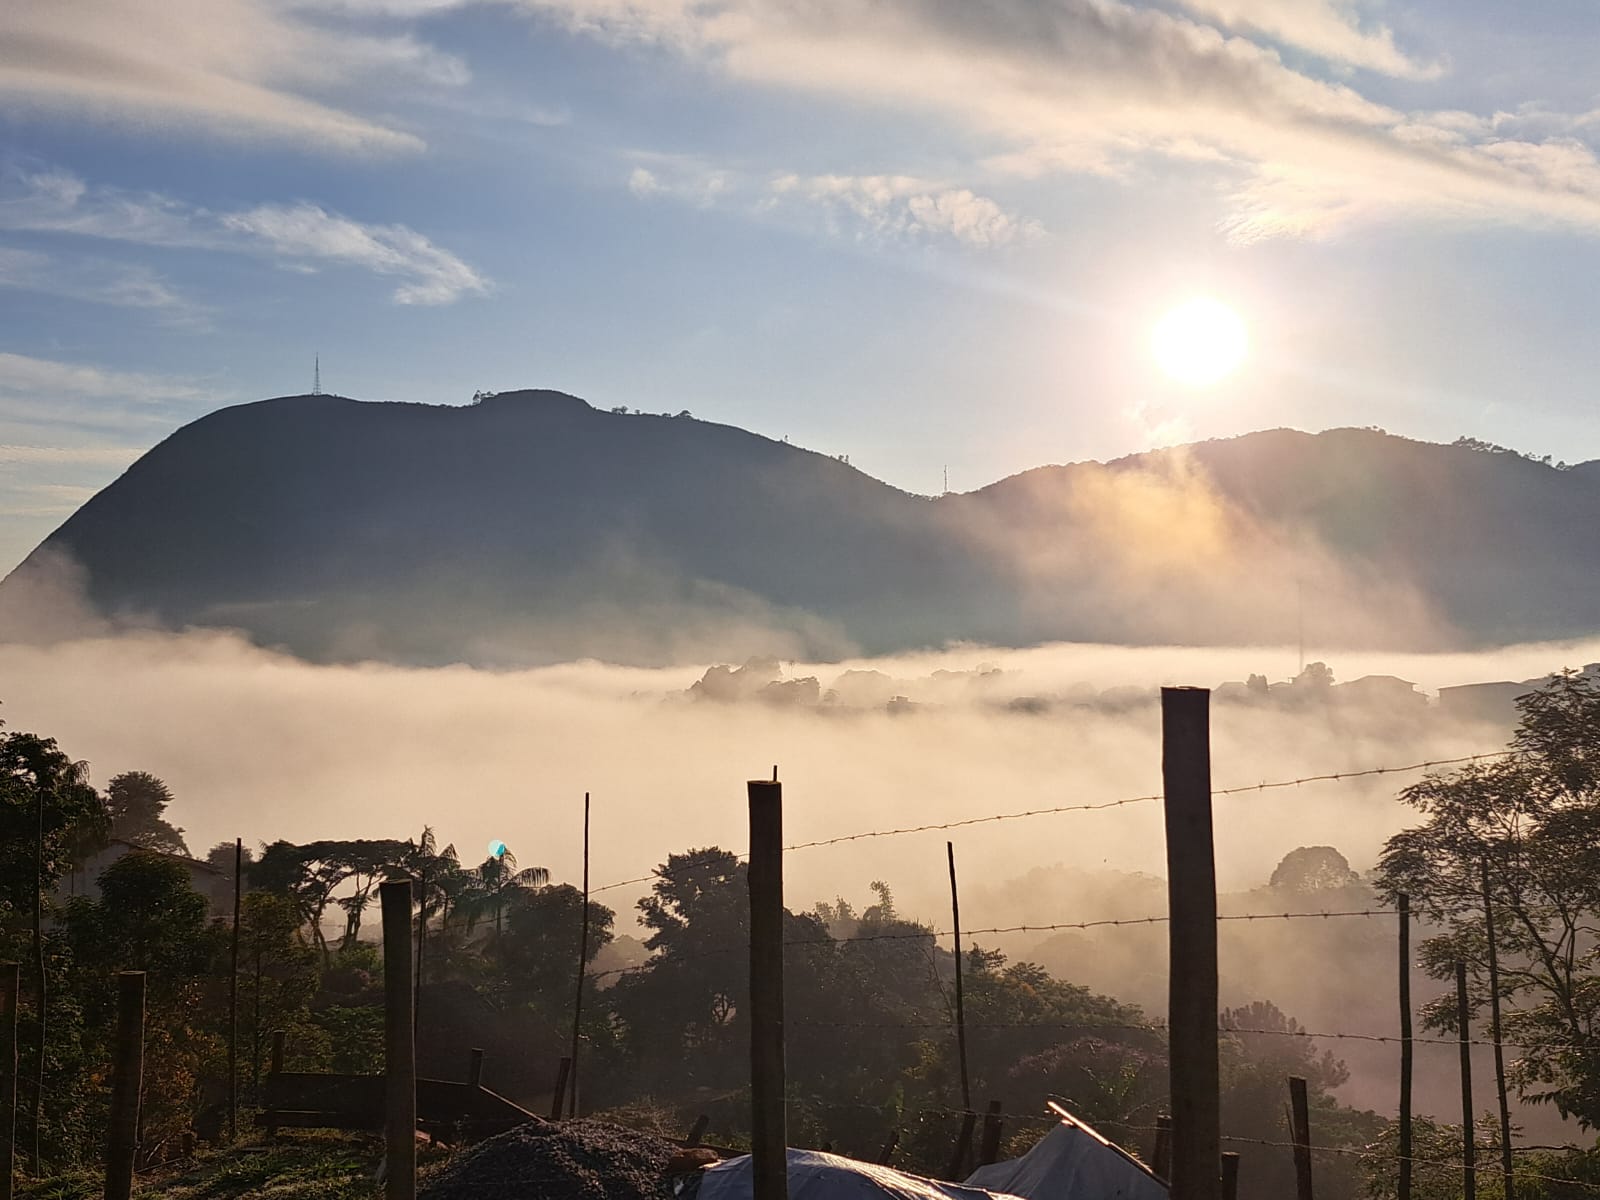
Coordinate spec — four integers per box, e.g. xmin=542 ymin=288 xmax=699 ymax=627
xmin=776 ymin=173 xmax=1043 ymax=247
xmin=0 ymin=169 xmax=490 ymax=306
xmin=632 ymin=156 xmax=1041 ymax=248
xmin=524 ymin=0 xmax=1600 ymax=240
xmin=1167 ymin=0 xmax=1441 ymax=79
xmin=0 ymin=0 xmax=456 ymax=153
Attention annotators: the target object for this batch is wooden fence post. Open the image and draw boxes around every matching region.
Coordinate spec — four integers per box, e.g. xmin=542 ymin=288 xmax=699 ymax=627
xmin=947 ymin=841 xmax=972 ymax=1178
xmin=266 ymin=1030 xmax=285 ymax=1142
xmin=978 ymin=1100 xmax=1004 ymax=1167
xmin=1398 ymin=895 xmax=1412 ymax=1200
xmin=104 ymin=971 xmax=146 ymax=1200
xmin=229 ymin=838 xmax=242 ymax=1142
xmin=569 ymin=792 xmax=591 ymax=1119
xmin=1456 ymin=961 xmax=1475 ymax=1200
xmin=683 ymin=1115 xmax=710 ymax=1148
xmin=466 ymin=1048 xmax=484 ymax=1089
xmin=380 ymin=879 xmax=416 ymax=1200
xmin=1 ymin=962 xmax=17 ymax=1200
xmin=549 ymin=1058 xmax=572 ymax=1120
xmin=876 ymin=1131 xmax=899 ymax=1166
xmin=1220 ymin=1152 xmax=1240 ymax=1200
xmin=748 ymin=779 xmax=788 ymax=1200
xmin=1162 ymin=687 xmax=1220 ymax=1200
xmin=1289 ymin=1075 xmax=1314 ymax=1200
xmin=1480 ymin=862 xmax=1514 ymax=1200
xmin=944 ymin=1112 xmax=977 ymax=1182
xmin=1152 ymin=1115 xmax=1173 ymax=1181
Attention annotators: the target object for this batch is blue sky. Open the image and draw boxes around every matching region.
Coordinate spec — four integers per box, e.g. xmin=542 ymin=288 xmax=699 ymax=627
xmin=3 ymin=0 xmax=1600 ymax=571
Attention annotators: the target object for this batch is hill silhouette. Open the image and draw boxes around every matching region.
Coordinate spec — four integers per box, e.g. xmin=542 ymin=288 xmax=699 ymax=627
xmin=2 ymin=391 xmax=1596 ymax=665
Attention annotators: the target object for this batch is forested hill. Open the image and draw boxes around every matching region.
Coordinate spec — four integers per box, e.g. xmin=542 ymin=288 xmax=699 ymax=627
xmin=4 ymin=390 xmax=1598 ymax=665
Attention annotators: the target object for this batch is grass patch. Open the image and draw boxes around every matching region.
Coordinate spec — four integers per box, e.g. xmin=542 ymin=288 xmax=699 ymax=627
xmin=18 ymin=1132 xmax=457 ymax=1200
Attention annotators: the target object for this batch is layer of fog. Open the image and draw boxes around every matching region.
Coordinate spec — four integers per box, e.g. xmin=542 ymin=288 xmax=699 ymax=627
xmin=4 ymin=625 xmax=1598 ymax=1136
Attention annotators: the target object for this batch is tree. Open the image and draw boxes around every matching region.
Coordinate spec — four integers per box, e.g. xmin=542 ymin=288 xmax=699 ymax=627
xmin=462 ymin=848 xmax=549 ymax=937
xmin=238 ymin=892 xmax=318 ymax=1091
xmin=251 ymin=839 xmax=411 ymax=961
xmin=205 ymin=841 xmax=256 ymax=882
xmin=1219 ymin=1001 xmax=1382 ymax=1200
xmin=1269 ymin=846 xmax=1362 ymax=893
xmin=0 ymin=726 xmax=106 ymax=1171
xmin=492 ymin=883 xmax=614 ymax=1015
xmin=104 ymin=771 xmax=189 ymax=856
xmin=63 ymin=854 xmax=224 ymax=1158
xmin=1376 ymin=671 xmax=1600 ymax=1126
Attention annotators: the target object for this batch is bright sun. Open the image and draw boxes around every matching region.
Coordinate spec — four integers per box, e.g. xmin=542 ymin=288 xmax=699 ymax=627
xmin=1151 ymin=297 xmax=1248 ymax=387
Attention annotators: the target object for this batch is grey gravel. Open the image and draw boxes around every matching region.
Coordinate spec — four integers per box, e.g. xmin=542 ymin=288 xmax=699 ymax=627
xmin=421 ymin=1119 xmax=682 ymax=1200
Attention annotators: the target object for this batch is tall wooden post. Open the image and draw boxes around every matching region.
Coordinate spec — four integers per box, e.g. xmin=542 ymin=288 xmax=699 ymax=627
xmin=1480 ymin=862 xmax=1513 ymax=1200
xmin=1398 ymin=895 xmax=1412 ymax=1200
xmin=1220 ymin=1152 xmax=1240 ymax=1200
xmin=381 ymin=880 xmax=416 ymax=1200
xmin=1289 ymin=1075 xmax=1314 ymax=1200
xmin=229 ymin=838 xmax=242 ymax=1142
xmin=1162 ymin=687 xmax=1219 ymax=1200
xmin=1456 ymin=961 xmax=1476 ymax=1200
xmin=569 ymin=792 xmax=591 ymax=1119
xmin=748 ymin=779 xmax=788 ymax=1200
xmin=947 ymin=840 xmax=972 ymax=1175
xmin=29 ymin=788 xmax=44 ymax=1176
xmin=1 ymin=962 xmax=17 ymax=1200
xmin=104 ymin=971 xmax=145 ymax=1200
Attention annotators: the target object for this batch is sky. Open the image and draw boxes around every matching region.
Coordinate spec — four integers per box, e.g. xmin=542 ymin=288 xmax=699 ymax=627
xmin=3 ymin=0 xmax=1600 ymax=572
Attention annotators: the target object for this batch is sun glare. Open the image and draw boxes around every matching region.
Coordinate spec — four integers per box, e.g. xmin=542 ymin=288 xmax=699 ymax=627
xmin=1151 ymin=297 xmax=1248 ymax=387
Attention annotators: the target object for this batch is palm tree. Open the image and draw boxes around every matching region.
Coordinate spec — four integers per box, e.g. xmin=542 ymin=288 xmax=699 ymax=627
xmin=463 ymin=848 xmax=549 ymax=937
xmin=404 ymin=827 xmax=460 ymax=1009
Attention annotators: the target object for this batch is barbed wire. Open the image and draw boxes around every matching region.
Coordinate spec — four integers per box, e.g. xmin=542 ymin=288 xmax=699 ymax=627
xmin=587 ymin=908 xmax=1408 ymax=982
xmin=589 ymin=751 xmax=1514 ymax=897
xmin=789 ymin=1015 xmax=1532 ymax=1051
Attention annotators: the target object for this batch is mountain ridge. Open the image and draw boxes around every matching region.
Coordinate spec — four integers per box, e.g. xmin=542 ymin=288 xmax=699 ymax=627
xmin=4 ymin=390 xmax=1597 ymax=666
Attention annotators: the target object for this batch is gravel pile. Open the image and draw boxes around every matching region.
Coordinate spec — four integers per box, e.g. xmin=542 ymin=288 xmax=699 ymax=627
xmin=421 ymin=1119 xmax=684 ymax=1200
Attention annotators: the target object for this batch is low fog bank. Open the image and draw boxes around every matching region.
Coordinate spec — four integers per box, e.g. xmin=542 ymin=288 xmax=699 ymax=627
xmin=4 ymin=627 xmax=1582 ymax=903
xmin=3 ymin=625 xmax=1597 ymax=1137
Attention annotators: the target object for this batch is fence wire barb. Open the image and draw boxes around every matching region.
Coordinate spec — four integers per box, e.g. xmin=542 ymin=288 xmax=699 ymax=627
xmin=589 ymin=751 xmax=1515 ymax=896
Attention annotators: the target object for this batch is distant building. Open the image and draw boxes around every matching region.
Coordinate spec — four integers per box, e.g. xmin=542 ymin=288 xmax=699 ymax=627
xmin=61 ymin=839 xmax=233 ymax=918
xmin=1337 ymin=675 xmax=1425 ymax=707
xmin=1438 ymin=681 xmax=1533 ymax=726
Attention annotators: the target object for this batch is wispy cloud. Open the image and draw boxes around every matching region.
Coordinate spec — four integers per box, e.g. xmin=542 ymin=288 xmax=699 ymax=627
xmin=0 ymin=247 xmax=207 ymax=326
xmin=769 ymin=173 xmax=1043 ymax=248
xmin=0 ymin=444 xmax=146 ymax=467
xmin=0 ymin=352 xmax=212 ymax=407
xmin=0 ymin=0 xmax=459 ymax=154
xmin=630 ymin=156 xmax=1042 ymax=248
xmin=0 ymin=168 xmax=491 ymax=306
xmin=1167 ymin=0 xmax=1443 ymax=79
xmin=523 ymin=0 xmax=1600 ymax=240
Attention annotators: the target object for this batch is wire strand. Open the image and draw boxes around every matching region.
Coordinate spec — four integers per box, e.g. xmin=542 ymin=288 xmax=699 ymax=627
xmin=589 ymin=751 xmax=1514 ymax=896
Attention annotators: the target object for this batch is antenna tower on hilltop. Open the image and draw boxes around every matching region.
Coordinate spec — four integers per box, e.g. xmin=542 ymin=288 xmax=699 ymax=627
xmin=313 ymin=355 xmax=321 ymax=396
